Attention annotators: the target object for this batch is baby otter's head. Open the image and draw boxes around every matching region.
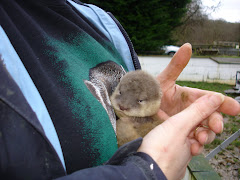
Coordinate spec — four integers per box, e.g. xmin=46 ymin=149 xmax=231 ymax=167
xmin=110 ymin=70 xmax=162 ymax=117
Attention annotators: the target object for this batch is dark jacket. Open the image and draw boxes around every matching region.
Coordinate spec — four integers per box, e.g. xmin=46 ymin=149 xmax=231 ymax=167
xmin=0 ymin=61 xmax=166 ymax=179
xmin=0 ymin=0 xmax=166 ymax=179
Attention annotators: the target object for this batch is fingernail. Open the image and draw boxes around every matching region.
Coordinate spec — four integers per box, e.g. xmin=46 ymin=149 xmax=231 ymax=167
xmin=215 ymin=93 xmax=225 ymax=103
xmin=218 ymin=93 xmax=225 ymax=103
xmin=210 ymin=93 xmax=225 ymax=106
xmin=204 ymin=135 xmax=208 ymax=144
xmin=185 ymin=43 xmax=192 ymax=48
xmin=220 ymin=121 xmax=224 ymax=134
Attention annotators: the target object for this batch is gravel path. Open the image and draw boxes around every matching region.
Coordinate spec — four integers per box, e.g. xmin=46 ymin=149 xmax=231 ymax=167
xmin=202 ymin=115 xmax=240 ymax=179
xmin=203 ymin=148 xmax=240 ymax=179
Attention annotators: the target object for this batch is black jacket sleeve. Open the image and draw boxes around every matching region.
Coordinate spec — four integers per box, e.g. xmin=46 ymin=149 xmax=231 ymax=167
xmin=56 ymin=139 xmax=167 ymax=180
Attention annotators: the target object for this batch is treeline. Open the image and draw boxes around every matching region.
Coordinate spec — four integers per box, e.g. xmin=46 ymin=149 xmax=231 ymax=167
xmin=82 ymin=0 xmax=191 ymax=53
xmin=174 ymin=18 xmax=240 ymax=46
xmin=82 ymin=0 xmax=239 ymax=53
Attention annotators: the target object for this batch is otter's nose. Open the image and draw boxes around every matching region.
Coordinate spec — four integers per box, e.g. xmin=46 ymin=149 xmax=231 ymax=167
xmin=119 ymin=105 xmax=129 ymax=111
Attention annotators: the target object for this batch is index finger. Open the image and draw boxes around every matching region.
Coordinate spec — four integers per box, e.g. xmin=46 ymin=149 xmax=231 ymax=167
xmin=157 ymin=43 xmax=192 ymax=83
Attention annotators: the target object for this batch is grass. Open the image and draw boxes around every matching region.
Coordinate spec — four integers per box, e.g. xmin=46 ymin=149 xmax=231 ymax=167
xmin=232 ymin=140 xmax=240 ymax=147
xmin=176 ymin=81 xmax=233 ymax=94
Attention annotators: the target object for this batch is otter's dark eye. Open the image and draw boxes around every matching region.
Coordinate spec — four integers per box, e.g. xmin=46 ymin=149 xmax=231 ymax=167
xmin=138 ymin=100 xmax=143 ymax=103
xmin=119 ymin=91 xmax=121 ymax=95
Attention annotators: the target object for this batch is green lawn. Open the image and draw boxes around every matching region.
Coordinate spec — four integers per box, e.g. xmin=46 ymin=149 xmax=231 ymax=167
xmin=176 ymin=81 xmax=233 ymax=94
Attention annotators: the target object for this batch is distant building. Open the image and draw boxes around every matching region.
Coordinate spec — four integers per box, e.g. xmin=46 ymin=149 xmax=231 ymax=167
xmin=215 ymin=41 xmax=239 ymax=48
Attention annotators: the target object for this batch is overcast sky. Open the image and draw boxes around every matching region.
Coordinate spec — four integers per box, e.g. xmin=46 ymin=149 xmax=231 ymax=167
xmin=201 ymin=0 xmax=240 ymax=23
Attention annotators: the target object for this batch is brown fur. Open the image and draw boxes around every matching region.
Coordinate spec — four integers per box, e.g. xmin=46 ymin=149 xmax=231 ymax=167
xmin=110 ymin=70 xmax=163 ymax=147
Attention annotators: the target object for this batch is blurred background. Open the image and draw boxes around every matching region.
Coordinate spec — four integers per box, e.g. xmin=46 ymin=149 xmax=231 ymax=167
xmin=83 ymin=0 xmax=239 ymax=56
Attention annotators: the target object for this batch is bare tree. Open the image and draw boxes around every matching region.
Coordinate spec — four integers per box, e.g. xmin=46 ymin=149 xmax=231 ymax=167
xmin=173 ymin=0 xmax=240 ymax=46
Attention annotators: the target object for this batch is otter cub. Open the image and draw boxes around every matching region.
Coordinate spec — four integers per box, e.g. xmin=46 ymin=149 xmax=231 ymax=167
xmin=110 ymin=70 xmax=163 ymax=147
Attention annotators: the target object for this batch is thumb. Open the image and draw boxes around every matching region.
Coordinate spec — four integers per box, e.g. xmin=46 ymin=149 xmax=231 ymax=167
xmin=169 ymin=93 xmax=224 ymax=136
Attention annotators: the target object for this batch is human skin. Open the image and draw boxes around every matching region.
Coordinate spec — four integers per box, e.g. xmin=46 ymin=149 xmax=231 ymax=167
xmin=138 ymin=43 xmax=240 ymax=180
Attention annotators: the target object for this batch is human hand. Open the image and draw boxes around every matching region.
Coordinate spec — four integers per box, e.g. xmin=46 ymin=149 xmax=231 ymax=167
xmin=156 ymin=43 xmax=240 ymax=152
xmin=157 ymin=43 xmax=240 ymax=117
xmin=137 ymin=43 xmax=240 ymax=179
xmin=138 ymin=93 xmax=225 ymax=180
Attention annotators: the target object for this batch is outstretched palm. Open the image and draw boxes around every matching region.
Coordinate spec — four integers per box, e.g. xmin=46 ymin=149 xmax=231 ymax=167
xmin=157 ymin=43 xmax=239 ymax=118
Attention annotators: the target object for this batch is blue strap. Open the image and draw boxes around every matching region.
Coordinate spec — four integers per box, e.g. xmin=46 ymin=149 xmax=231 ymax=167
xmin=67 ymin=0 xmax=135 ymax=71
xmin=0 ymin=26 xmax=66 ymax=171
